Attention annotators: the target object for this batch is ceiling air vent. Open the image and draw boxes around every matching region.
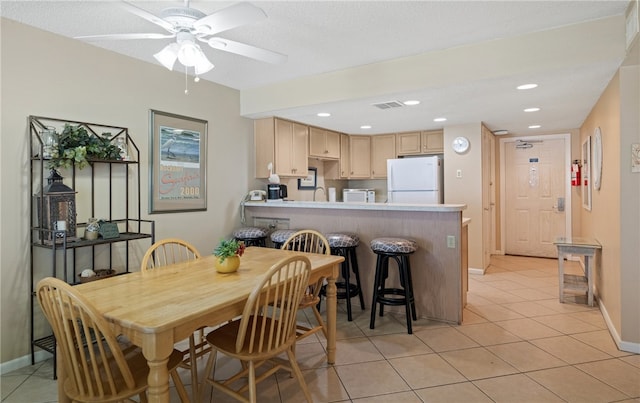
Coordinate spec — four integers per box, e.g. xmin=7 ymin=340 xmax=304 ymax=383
xmin=372 ymin=100 xmax=404 ymax=110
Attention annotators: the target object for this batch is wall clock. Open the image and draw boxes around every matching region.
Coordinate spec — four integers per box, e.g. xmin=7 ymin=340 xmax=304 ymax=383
xmin=593 ymin=127 xmax=603 ymax=190
xmin=452 ymin=136 xmax=470 ymax=154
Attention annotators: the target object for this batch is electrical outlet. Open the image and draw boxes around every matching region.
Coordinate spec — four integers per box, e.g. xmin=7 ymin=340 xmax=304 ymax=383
xmin=456 ymin=169 xmax=462 ymax=178
xmin=447 ymin=235 xmax=456 ymax=248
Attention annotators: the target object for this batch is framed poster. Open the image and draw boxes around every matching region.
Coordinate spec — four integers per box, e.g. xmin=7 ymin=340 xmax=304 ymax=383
xmin=149 ymin=110 xmax=207 ymax=213
xmin=298 ymin=167 xmax=317 ymax=190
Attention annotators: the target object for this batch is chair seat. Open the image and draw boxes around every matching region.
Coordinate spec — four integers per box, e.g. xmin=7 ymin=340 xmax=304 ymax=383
xmin=325 ymin=232 xmax=359 ymax=248
xmin=270 ymin=229 xmax=298 ymax=244
xmin=233 ymin=227 xmax=269 ymax=239
xmin=370 ymin=237 xmax=417 ymax=254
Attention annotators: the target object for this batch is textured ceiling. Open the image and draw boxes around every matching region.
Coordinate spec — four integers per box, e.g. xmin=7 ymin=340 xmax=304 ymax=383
xmin=0 ymin=1 xmax=632 ymax=135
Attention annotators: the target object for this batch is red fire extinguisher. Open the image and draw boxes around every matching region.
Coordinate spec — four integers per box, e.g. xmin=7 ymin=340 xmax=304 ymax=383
xmin=571 ymin=160 xmax=581 ymax=186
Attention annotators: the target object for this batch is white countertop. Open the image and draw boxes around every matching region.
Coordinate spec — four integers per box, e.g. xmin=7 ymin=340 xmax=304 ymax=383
xmin=244 ymin=200 xmax=466 ymax=212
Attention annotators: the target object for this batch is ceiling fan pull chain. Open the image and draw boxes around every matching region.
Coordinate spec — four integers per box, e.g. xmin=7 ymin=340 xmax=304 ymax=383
xmin=184 ymin=66 xmax=189 ymax=95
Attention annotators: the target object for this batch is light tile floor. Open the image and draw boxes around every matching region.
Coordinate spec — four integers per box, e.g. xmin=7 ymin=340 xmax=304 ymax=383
xmin=3 ymin=255 xmax=639 ymax=402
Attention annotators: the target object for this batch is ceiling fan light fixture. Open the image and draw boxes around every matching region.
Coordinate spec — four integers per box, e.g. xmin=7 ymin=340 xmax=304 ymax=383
xmin=154 ymin=42 xmax=180 ymax=70
xmin=194 ymin=56 xmax=214 ymax=75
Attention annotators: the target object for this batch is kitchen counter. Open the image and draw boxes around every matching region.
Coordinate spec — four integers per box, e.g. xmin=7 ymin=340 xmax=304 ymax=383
xmin=244 ymin=200 xmax=469 ymax=324
xmin=245 ymin=200 xmax=466 ymax=212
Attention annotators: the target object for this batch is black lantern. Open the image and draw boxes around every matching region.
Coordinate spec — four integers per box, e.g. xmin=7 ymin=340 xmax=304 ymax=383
xmin=36 ymin=170 xmax=77 ymax=243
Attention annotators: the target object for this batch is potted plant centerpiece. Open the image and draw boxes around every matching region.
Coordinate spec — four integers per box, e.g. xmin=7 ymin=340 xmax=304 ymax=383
xmin=213 ymin=239 xmax=246 ymax=273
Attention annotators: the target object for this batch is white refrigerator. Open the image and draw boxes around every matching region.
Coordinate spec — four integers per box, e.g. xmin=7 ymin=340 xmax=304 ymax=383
xmin=387 ymin=156 xmax=443 ymax=203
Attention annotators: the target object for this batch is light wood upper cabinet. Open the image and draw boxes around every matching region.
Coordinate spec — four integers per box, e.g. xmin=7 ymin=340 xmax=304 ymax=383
xmin=370 ymin=134 xmax=396 ymax=178
xmin=396 ymin=130 xmax=444 ymax=155
xmin=309 ymin=127 xmax=340 ymax=159
xmin=349 ymin=135 xmax=371 ymax=178
xmin=421 ymin=130 xmax=444 ymax=154
xmin=340 ymin=133 xmax=350 ymax=179
xmin=254 ymin=117 xmax=308 ymax=178
xmin=396 ymin=131 xmax=421 ymax=155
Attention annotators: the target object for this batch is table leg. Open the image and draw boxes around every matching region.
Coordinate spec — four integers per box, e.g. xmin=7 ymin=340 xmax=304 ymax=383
xmin=143 ymin=333 xmax=173 ymax=403
xmin=325 ymin=273 xmax=337 ymax=365
xmin=585 ymin=255 xmax=594 ymax=307
xmin=558 ymin=251 xmax=565 ymax=304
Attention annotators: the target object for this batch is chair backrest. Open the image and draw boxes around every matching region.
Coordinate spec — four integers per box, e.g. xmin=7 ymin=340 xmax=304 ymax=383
xmin=141 ymin=238 xmax=201 ymax=271
xmin=36 ymin=277 xmax=137 ymax=400
xmin=281 ymin=230 xmax=331 ymax=255
xmin=235 ymin=255 xmax=312 ymax=354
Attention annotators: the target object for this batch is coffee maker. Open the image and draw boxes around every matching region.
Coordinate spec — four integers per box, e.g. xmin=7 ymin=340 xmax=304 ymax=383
xmin=267 ymin=184 xmax=287 ymax=201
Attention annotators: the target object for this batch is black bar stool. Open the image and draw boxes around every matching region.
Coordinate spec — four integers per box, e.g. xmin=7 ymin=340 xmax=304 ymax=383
xmin=232 ymin=227 xmax=268 ymax=247
xmin=323 ymin=232 xmax=365 ymax=321
xmin=369 ymin=237 xmax=418 ymax=334
xmin=270 ymin=229 xmax=299 ymax=249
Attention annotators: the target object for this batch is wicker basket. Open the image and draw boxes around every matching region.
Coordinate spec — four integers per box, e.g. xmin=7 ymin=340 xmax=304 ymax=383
xmin=78 ymin=269 xmax=116 ymax=283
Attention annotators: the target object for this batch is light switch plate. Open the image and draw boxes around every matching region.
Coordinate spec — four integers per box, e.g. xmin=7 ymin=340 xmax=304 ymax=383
xmin=447 ymin=235 xmax=456 ymax=248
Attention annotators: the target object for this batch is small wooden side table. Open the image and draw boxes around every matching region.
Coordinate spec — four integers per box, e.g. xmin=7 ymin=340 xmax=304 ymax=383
xmin=554 ymin=237 xmax=601 ymax=307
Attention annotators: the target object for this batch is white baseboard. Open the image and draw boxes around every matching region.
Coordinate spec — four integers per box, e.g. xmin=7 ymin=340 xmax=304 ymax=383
xmin=468 ymin=267 xmax=485 ymax=275
xmin=599 ymin=299 xmax=640 ymax=354
xmin=0 ymin=350 xmax=51 ymax=375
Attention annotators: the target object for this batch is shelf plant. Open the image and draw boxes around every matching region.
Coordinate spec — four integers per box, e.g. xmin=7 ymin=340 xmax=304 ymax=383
xmin=48 ymin=124 xmax=122 ymax=169
xmin=213 ymin=239 xmax=246 ymax=263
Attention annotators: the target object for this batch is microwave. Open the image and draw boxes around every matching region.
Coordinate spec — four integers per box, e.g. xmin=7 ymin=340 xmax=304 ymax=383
xmin=343 ymin=189 xmax=376 ymax=203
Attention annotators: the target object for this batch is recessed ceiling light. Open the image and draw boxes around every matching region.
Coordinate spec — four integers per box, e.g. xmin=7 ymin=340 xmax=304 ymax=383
xmin=433 ymin=117 xmax=447 ymax=122
xmin=360 ymin=125 xmax=372 ymax=129
xmin=403 ymin=100 xmax=420 ymax=106
xmin=317 ymin=112 xmax=331 ymax=117
xmin=524 ymin=107 xmax=540 ymax=112
xmin=528 ymin=125 xmax=541 ymax=129
xmin=517 ymin=83 xmax=538 ymax=90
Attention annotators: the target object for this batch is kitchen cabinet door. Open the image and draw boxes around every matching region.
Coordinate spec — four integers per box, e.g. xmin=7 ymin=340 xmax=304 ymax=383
xmin=274 ymin=118 xmax=308 ymax=177
xmin=349 ymin=135 xmax=371 ymax=178
xmin=371 ymin=134 xmax=396 ymax=178
xmin=396 ymin=131 xmax=421 ymax=155
xmin=421 ymin=130 xmax=444 ymax=153
xmin=309 ymin=127 xmax=340 ymax=159
xmin=340 ymin=133 xmax=350 ymax=178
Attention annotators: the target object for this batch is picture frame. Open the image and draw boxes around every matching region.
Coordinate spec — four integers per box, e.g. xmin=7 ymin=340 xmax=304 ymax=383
xmin=582 ymin=136 xmax=591 ymax=211
xmin=149 ymin=110 xmax=207 ymax=213
xmin=298 ymin=167 xmax=317 ymax=190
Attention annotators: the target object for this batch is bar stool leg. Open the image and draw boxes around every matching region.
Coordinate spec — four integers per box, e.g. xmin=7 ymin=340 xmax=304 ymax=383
xmin=339 ymin=248 xmax=354 ymax=321
xmin=370 ymin=254 xmax=385 ymax=329
xmin=403 ymin=256 xmax=417 ymax=320
xmin=349 ymin=247 xmax=365 ymax=310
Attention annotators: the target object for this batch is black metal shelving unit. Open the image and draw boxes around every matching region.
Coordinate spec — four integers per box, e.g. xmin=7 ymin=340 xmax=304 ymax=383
xmin=28 ymin=116 xmax=155 ymax=378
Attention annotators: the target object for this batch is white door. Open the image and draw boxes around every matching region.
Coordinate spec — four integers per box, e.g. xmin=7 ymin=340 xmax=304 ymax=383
xmin=504 ymin=137 xmax=567 ymax=257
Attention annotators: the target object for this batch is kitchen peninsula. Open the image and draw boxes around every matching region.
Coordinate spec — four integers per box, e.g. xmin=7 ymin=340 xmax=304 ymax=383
xmin=243 ymin=201 xmax=469 ymax=324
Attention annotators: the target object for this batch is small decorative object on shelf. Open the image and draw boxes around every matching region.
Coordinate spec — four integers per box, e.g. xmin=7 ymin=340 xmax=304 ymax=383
xmin=35 ymin=169 xmax=77 ymax=243
xmin=213 ymin=239 xmax=246 ymax=273
xmin=84 ymin=218 xmax=100 ymax=240
xmin=115 ymin=136 xmax=130 ymax=161
xmin=41 ymin=127 xmax=58 ymax=159
xmin=78 ymin=269 xmax=116 ymax=283
xmin=98 ymin=220 xmax=120 ymax=239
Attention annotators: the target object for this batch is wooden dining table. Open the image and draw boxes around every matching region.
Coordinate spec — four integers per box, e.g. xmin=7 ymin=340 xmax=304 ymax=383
xmin=67 ymin=246 xmax=344 ymax=403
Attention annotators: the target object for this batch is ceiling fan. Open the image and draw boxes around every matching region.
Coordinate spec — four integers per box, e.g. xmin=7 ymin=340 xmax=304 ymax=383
xmin=75 ymin=1 xmax=287 ymax=77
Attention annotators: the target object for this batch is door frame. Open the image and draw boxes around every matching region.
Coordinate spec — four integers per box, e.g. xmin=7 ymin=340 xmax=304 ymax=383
xmin=498 ymin=133 xmax=572 ymax=254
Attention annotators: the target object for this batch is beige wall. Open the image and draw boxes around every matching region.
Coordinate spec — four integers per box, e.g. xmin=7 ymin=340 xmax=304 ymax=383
xmin=1 ymin=19 xmax=254 ymax=366
xmin=579 ymin=41 xmax=640 ymax=349
xmin=443 ymin=123 xmax=482 ymax=269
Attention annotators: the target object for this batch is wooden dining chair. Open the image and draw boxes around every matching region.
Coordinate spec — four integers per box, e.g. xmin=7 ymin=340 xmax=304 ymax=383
xmin=36 ymin=277 xmax=188 ymax=403
xmin=140 ymin=237 xmax=202 ymax=270
xmin=201 ymin=255 xmax=313 ymax=403
xmin=281 ymin=230 xmax=331 ymax=342
xmin=141 ymin=238 xmax=207 ymax=399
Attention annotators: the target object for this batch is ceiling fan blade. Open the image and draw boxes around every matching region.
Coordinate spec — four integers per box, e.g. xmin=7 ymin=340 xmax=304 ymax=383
xmin=207 ymin=38 xmax=287 ymax=64
xmin=193 ymin=3 xmax=267 ymax=35
xmin=121 ymin=1 xmax=175 ymax=33
xmin=75 ymin=33 xmax=176 ymax=41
